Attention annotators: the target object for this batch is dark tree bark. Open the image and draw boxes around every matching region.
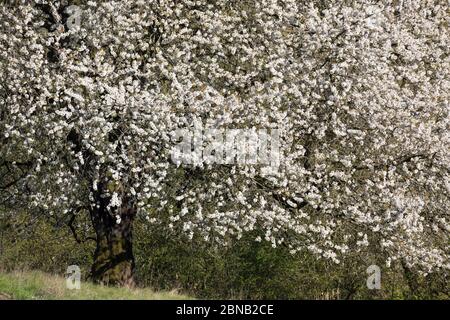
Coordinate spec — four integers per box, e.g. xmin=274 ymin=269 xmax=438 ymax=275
xmin=66 ymin=128 xmax=137 ymax=286
xmin=89 ymin=189 xmax=136 ymax=287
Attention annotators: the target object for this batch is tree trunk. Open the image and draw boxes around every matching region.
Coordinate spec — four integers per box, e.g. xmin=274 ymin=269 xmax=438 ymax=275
xmin=66 ymin=128 xmax=137 ymax=286
xmin=89 ymin=194 xmax=136 ymax=287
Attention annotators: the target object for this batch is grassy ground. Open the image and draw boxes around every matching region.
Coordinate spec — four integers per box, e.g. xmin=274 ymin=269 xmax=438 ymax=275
xmin=0 ymin=271 xmax=191 ymax=300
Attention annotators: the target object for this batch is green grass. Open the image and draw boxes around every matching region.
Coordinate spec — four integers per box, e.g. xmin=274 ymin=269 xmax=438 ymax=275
xmin=0 ymin=271 xmax=192 ymax=300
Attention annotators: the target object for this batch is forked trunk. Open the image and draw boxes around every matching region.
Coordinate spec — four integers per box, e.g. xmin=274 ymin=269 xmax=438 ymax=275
xmin=89 ymin=195 xmax=136 ymax=287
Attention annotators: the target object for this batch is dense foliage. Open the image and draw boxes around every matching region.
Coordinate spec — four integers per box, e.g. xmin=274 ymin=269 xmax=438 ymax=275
xmin=1 ymin=213 xmax=448 ymax=299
